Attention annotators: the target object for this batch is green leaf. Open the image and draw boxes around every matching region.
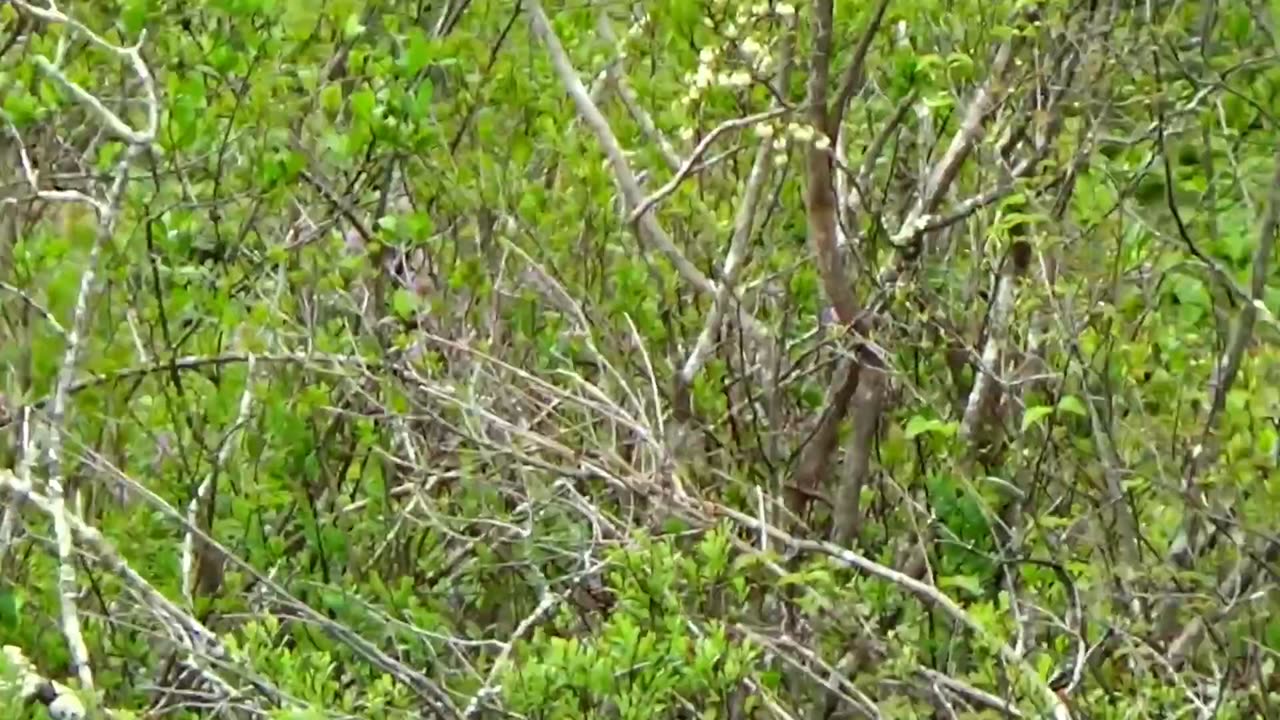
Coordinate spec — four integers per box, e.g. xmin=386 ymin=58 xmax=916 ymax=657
xmin=404 ymin=28 xmax=434 ymax=75
xmin=0 ymin=588 xmax=22 ymax=629
xmin=350 ymin=88 xmax=377 ymax=121
xmin=413 ymin=79 xmax=435 ymax=116
xmin=392 ymin=289 xmax=420 ymax=319
xmin=120 ymin=0 xmax=151 ymax=35
xmin=1057 ymin=395 xmax=1088 ymax=416
xmin=904 ymin=416 xmax=958 ymax=439
xmin=1021 ymin=405 xmax=1054 ymax=431
xmin=343 ymin=13 xmax=366 ymax=39
xmin=904 ymin=415 xmax=939 ymax=439
xmin=939 ymin=574 xmax=984 ymax=598
xmin=320 ymin=84 xmax=343 ymax=115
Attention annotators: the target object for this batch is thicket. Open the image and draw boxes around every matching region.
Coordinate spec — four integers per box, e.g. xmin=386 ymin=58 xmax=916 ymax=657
xmin=1 ymin=0 xmax=1279 ymax=718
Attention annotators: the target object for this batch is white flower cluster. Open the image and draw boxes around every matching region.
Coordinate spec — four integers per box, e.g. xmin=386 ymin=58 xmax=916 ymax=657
xmin=627 ymin=12 xmax=649 ymax=38
xmin=754 ymin=121 xmax=830 ymax=165
xmin=683 ymin=47 xmax=754 ymax=103
xmin=713 ymin=0 xmax=795 ymax=17
xmin=617 ymin=12 xmax=650 ymax=60
xmin=681 ymin=1 xmax=791 ymax=105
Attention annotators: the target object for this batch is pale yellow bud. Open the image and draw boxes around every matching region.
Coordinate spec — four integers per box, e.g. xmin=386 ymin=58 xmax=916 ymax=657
xmin=789 ymin=124 xmax=815 ymax=142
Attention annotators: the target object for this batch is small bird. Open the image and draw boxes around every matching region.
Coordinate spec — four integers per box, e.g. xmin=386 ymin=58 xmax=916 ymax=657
xmin=818 ymin=305 xmax=838 ymax=329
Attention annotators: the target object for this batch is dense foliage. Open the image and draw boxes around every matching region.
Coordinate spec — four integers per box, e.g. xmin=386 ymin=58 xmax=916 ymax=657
xmin=2 ymin=0 xmax=1279 ymax=717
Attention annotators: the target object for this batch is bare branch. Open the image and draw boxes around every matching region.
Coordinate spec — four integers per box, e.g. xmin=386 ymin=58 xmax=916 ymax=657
xmin=461 ymin=590 xmax=563 ymax=718
xmin=38 ymin=145 xmax=140 ymax=693
xmin=893 ymin=40 xmax=1017 ymax=248
xmin=627 ymin=107 xmax=789 ymax=224
xmin=828 ymin=0 xmax=893 ymax=133
xmin=713 ymin=503 xmax=1073 ymax=720
xmin=1159 ymin=146 xmax=1280 ymax=643
xmin=673 ymin=15 xmax=796 ymax=444
xmin=595 ymin=12 xmax=683 ymax=172
xmin=803 ymin=0 xmax=860 ymax=326
xmin=181 ymin=354 xmax=258 ymax=607
xmin=527 ymin=0 xmax=712 ymax=296
xmin=12 ymin=1 xmax=158 ymax=145
xmin=2 ymin=644 xmax=88 ymax=720
xmin=959 ymin=241 xmax=1030 ymax=447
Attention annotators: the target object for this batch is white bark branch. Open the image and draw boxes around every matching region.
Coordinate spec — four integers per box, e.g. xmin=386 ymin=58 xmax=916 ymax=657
xmin=181 ymin=354 xmax=258 ymax=606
